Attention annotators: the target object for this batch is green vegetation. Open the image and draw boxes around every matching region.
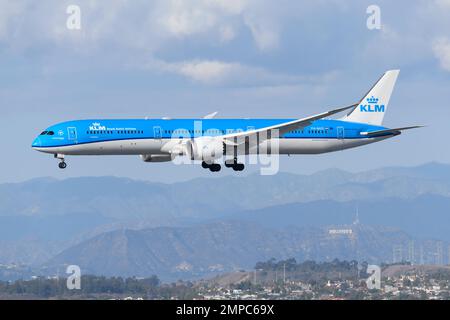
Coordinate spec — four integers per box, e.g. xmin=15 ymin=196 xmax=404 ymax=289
xmin=0 ymin=275 xmax=199 ymax=299
xmin=254 ymin=258 xmax=367 ymax=283
xmin=2 ymin=259 xmax=450 ymax=300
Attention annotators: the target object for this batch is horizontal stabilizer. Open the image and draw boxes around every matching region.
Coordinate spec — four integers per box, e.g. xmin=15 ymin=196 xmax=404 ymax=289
xmin=360 ymin=125 xmax=424 ymax=137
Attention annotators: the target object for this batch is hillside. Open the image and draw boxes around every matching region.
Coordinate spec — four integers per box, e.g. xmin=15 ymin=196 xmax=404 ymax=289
xmin=44 ymin=221 xmax=447 ymax=281
xmin=0 ymin=162 xmax=449 ymax=270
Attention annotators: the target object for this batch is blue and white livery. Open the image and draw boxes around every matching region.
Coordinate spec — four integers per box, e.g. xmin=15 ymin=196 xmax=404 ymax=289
xmin=32 ymin=70 xmax=422 ymax=172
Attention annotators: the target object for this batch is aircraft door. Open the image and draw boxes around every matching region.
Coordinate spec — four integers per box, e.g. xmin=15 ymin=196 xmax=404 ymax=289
xmin=337 ymin=127 xmax=344 ymax=140
xmin=153 ymin=126 xmax=162 ymax=140
xmin=67 ymin=127 xmax=78 ymax=142
xmin=337 ymin=126 xmax=345 ymax=150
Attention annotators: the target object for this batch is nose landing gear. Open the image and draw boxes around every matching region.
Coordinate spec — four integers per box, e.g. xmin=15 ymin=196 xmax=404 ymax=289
xmin=54 ymin=154 xmax=67 ymax=169
xmin=58 ymin=161 xmax=67 ymax=169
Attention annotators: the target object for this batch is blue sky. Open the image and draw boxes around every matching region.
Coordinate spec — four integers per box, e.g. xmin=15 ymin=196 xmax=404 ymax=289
xmin=1 ymin=0 xmax=450 ymax=183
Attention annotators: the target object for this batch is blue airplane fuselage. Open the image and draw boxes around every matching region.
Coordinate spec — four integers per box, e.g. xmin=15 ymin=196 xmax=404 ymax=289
xmin=32 ymin=118 xmax=388 ymax=150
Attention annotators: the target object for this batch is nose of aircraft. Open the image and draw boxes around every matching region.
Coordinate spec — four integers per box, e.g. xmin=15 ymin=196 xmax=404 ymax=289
xmin=32 ymin=137 xmax=41 ymax=148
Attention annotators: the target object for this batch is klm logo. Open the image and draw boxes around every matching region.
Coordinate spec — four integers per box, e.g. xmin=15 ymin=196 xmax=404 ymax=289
xmin=359 ymin=96 xmax=385 ymax=112
xmin=89 ymin=122 xmax=106 ymax=131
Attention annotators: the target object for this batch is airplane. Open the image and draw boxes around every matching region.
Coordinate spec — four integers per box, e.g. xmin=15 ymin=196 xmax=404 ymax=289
xmin=32 ymin=70 xmax=422 ymax=172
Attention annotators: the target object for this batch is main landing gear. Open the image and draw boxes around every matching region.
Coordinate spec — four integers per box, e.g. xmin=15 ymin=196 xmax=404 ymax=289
xmin=54 ymin=154 xmax=67 ymax=169
xmin=202 ymin=161 xmax=221 ymax=172
xmin=202 ymin=158 xmax=244 ymax=172
xmin=224 ymin=158 xmax=245 ymax=171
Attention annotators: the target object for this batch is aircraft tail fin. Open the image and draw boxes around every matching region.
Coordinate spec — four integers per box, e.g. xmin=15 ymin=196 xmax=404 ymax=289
xmin=342 ymin=70 xmax=399 ymax=125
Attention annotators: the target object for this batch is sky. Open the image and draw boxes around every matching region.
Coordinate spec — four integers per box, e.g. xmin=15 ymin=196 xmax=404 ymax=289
xmin=0 ymin=0 xmax=449 ymax=183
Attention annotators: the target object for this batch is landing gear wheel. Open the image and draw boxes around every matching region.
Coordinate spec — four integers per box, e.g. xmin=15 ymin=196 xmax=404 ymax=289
xmin=225 ymin=157 xmax=237 ymax=168
xmin=232 ymin=163 xmax=244 ymax=171
xmin=209 ymin=164 xmax=221 ymax=172
xmin=58 ymin=162 xmax=67 ymax=169
xmin=201 ymin=161 xmax=210 ymax=169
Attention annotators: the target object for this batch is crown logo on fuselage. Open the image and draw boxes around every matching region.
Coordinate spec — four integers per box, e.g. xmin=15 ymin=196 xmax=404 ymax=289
xmin=360 ymin=96 xmax=384 ymax=112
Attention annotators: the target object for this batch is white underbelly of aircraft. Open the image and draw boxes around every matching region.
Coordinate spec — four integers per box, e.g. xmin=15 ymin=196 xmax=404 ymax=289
xmin=38 ymin=139 xmax=163 ymax=155
xmin=37 ymin=137 xmax=383 ymax=156
xmin=275 ymin=138 xmax=378 ymax=154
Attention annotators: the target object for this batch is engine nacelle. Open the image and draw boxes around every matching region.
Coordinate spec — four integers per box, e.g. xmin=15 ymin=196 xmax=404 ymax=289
xmin=185 ymin=137 xmax=224 ymax=163
xmin=140 ymin=154 xmax=172 ymax=162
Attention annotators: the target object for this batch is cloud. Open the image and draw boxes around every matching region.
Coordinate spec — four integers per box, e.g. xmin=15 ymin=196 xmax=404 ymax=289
xmin=2 ymin=1 xmax=450 ymax=85
xmin=436 ymin=0 xmax=450 ymax=8
xmin=0 ymin=0 xmax=281 ymax=53
xmin=156 ymin=0 xmax=219 ymax=37
xmin=0 ymin=0 xmax=27 ymax=40
xmin=244 ymin=15 xmax=279 ymax=51
xmin=163 ymin=60 xmax=240 ymax=83
xmin=433 ymin=37 xmax=450 ymax=72
xmin=146 ymin=57 xmax=338 ymax=88
xmin=155 ymin=0 xmax=280 ymax=50
xmin=219 ymin=25 xmax=236 ymax=42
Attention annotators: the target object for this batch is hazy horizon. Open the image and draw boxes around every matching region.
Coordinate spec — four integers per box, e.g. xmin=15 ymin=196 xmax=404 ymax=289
xmin=2 ymin=160 xmax=449 ymax=185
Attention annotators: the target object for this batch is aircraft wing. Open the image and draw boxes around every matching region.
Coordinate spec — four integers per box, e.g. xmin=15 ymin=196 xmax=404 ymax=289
xmin=360 ymin=125 xmax=424 ymax=137
xmin=221 ymin=104 xmax=356 ymax=145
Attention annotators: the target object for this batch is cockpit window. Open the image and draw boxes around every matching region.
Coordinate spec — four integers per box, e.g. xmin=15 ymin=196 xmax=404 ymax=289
xmin=47 ymin=131 xmax=55 ymax=135
xmin=40 ymin=131 xmax=48 ymax=135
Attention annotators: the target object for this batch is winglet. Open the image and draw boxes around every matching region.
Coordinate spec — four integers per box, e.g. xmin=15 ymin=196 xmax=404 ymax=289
xmin=203 ymin=112 xmax=218 ymax=119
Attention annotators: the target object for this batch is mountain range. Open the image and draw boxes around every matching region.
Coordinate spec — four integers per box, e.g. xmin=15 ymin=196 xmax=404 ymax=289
xmin=0 ymin=162 xmax=449 ymax=280
xmin=45 ymin=221 xmax=447 ymax=281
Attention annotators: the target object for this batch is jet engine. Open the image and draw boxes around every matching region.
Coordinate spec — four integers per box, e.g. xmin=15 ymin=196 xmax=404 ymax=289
xmin=185 ymin=137 xmax=224 ymax=163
